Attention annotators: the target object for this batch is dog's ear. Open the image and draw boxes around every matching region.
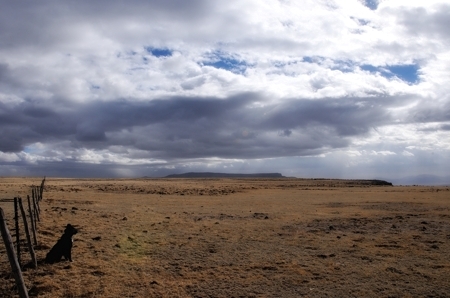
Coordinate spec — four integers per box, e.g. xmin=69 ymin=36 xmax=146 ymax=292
xmin=64 ymin=224 xmax=78 ymax=234
xmin=65 ymin=224 xmax=80 ymax=230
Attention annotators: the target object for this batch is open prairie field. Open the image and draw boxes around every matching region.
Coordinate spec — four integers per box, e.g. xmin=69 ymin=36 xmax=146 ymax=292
xmin=1 ymin=177 xmax=450 ymax=297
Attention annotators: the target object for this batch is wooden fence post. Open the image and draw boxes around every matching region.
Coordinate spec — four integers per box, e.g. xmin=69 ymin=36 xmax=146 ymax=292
xmin=35 ymin=186 xmax=41 ymax=212
xmin=18 ymin=198 xmax=37 ymax=268
xmin=32 ymin=190 xmax=40 ymax=222
xmin=34 ymin=187 xmax=38 ymax=212
xmin=39 ymin=177 xmax=46 ymax=201
xmin=0 ymin=208 xmax=29 ymax=298
xmin=14 ymin=197 xmax=21 ymax=266
xmin=27 ymin=195 xmax=37 ymax=246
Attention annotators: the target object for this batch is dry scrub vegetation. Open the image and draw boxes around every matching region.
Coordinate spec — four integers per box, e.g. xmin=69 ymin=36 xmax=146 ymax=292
xmin=1 ymin=178 xmax=450 ymax=297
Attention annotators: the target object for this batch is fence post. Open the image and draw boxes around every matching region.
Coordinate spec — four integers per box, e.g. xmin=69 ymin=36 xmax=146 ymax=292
xmin=32 ymin=190 xmax=40 ymax=222
xmin=27 ymin=195 xmax=37 ymax=246
xmin=35 ymin=186 xmax=41 ymax=212
xmin=0 ymin=208 xmax=29 ymax=298
xmin=14 ymin=197 xmax=21 ymax=266
xmin=39 ymin=177 xmax=46 ymax=201
xmin=18 ymin=198 xmax=37 ymax=268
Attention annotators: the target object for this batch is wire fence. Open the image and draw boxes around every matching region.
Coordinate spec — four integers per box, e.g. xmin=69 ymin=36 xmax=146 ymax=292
xmin=0 ymin=177 xmax=45 ymax=298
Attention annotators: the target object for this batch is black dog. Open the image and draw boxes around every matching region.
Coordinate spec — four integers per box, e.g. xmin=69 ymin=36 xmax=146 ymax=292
xmin=45 ymin=224 xmax=78 ymax=264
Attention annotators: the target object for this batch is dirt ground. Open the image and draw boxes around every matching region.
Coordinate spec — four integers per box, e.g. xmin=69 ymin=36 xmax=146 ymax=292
xmin=1 ymin=177 xmax=449 ymax=298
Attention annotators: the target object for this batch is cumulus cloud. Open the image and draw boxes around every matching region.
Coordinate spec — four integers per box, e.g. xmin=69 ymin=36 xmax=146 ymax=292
xmin=0 ymin=0 xmax=449 ymax=182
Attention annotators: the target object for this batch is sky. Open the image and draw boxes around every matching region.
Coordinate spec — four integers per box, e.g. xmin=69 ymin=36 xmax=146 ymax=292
xmin=0 ymin=0 xmax=449 ymax=184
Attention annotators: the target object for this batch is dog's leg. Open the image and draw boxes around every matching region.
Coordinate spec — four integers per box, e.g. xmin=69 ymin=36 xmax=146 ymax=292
xmin=65 ymin=247 xmax=72 ymax=262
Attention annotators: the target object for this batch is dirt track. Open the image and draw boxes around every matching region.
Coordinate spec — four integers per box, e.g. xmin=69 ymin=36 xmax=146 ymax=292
xmin=1 ymin=178 xmax=449 ymax=297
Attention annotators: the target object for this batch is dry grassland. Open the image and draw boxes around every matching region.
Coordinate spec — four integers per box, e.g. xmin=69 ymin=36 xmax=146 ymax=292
xmin=1 ymin=177 xmax=450 ymax=297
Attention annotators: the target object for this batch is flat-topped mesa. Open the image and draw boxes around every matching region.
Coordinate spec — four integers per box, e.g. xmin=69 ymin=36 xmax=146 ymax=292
xmin=338 ymin=179 xmax=392 ymax=186
xmin=164 ymin=172 xmax=285 ymax=178
xmin=367 ymin=179 xmax=393 ymax=186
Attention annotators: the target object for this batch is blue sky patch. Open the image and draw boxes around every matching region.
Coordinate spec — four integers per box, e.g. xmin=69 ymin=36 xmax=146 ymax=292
xmin=302 ymin=56 xmax=315 ymax=63
xmin=387 ymin=64 xmax=419 ymax=83
xmin=363 ymin=0 xmax=378 ymax=10
xmin=301 ymin=57 xmax=419 ymax=82
xmin=361 ymin=64 xmax=419 ymax=84
xmin=202 ymin=52 xmax=248 ymax=74
xmin=146 ymin=47 xmax=172 ymax=57
xmin=351 ymin=17 xmax=370 ymax=26
xmin=361 ymin=65 xmax=378 ymax=73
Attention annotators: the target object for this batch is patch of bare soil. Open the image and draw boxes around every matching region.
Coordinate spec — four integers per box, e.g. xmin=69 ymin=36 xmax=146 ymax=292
xmin=1 ymin=178 xmax=449 ymax=297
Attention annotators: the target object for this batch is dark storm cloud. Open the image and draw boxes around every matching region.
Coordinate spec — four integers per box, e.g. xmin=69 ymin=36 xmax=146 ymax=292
xmin=259 ymin=97 xmax=390 ymax=136
xmin=0 ymin=93 xmax=395 ymax=159
xmin=72 ymin=0 xmax=211 ymax=20
xmin=0 ymin=101 xmax=73 ymax=151
xmin=0 ymin=63 xmax=20 ymax=90
xmin=0 ymin=94 xmax=255 ymax=152
xmin=406 ymin=100 xmax=450 ymax=123
xmin=0 ymin=63 xmax=8 ymax=80
xmin=0 ymin=0 xmax=214 ymax=51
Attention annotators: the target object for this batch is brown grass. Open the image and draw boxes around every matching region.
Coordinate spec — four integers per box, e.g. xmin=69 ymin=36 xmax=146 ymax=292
xmin=1 ymin=177 xmax=449 ymax=297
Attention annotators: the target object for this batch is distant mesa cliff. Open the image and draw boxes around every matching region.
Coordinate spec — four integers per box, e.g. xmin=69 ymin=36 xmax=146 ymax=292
xmin=164 ymin=172 xmax=285 ymax=178
xmin=163 ymin=173 xmax=393 ymax=185
xmin=369 ymin=179 xmax=393 ymax=186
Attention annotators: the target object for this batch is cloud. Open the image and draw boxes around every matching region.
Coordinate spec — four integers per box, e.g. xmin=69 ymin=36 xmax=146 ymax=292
xmin=396 ymin=3 xmax=450 ymax=43
xmin=0 ymin=0 xmax=449 ymax=182
xmin=0 ymin=92 xmax=399 ymax=159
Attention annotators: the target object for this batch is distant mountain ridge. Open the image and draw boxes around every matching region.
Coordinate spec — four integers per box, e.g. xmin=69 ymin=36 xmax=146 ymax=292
xmin=164 ymin=172 xmax=285 ymax=178
xmin=163 ymin=173 xmax=394 ymax=185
